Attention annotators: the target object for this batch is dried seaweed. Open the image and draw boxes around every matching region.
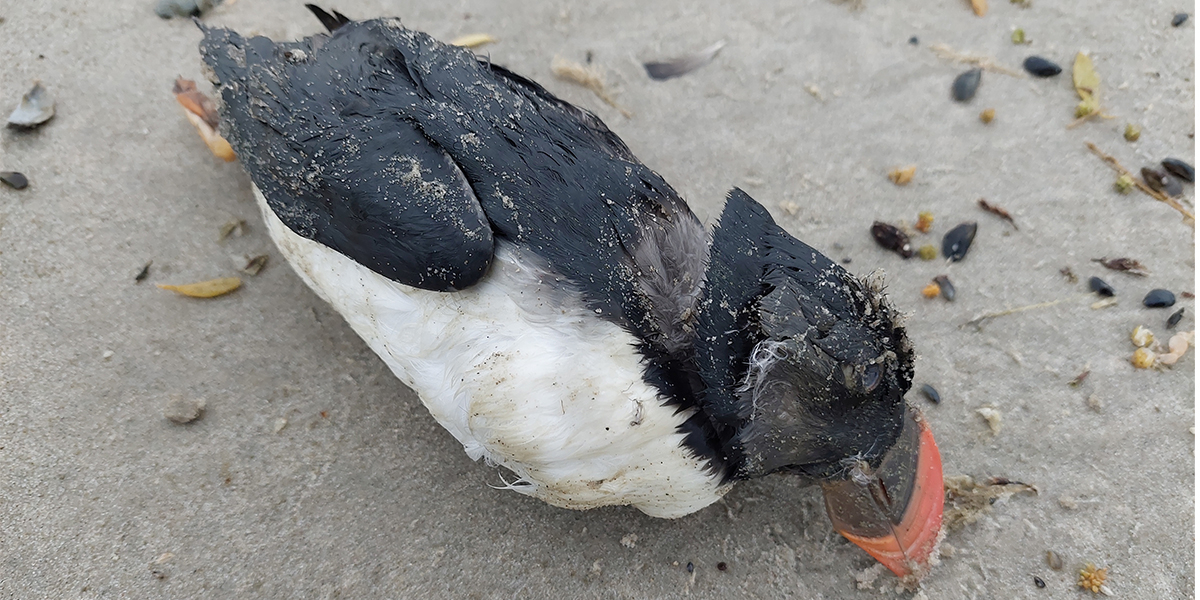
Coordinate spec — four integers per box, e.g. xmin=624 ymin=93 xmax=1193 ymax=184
xmin=1091 ymin=257 xmax=1149 ymax=276
xmin=977 ymin=198 xmax=1017 ymax=229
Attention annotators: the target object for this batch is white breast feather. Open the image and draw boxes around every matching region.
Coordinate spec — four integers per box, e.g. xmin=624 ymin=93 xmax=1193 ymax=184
xmin=255 ymin=187 xmax=729 ymax=518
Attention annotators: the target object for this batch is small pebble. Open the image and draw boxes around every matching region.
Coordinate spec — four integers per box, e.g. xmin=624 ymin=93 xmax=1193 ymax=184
xmin=908 ymin=36 xmax=919 ymax=45
xmin=1161 ymin=157 xmax=1194 ymax=182
xmin=1023 ymin=56 xmax=1062 ymax=77
xmin=952 ymin=68 xmax=982 ymax=102
xmin=1046 ymin=550 xmax=1064 ymax=570
xmin=934 ymin=274 xmax=956 ymax=301
xmin=871 ymin=221 xmax=914 ymax=258
xmin=164 ymin=396 xmax=206 ymax=424
xmin=7 ymin=82 xmax=55 ymax=128
xmin=716 ymin=562 xmax=728 ymax=571
xmin=102 ymin=350 xmax=114 ymax=359
xmin=0 ymin=171 xmax=28 ymax=190
xmin=686 ymin=562 xmax=694 ymax=573
xmin=1167 ymin=308 xmax=1185 ymax=329
xmin=942 ymin=222 xmax=978 ymax=262
xmin=1034 ymin=576 xmax=1046 ymax=588
xmin=1088 ymin=276 xmax=1115 ymax=297
xmin=979 ymin=108 xmax=995 ymax=124
xmin=1143 ymin=288 xmax=1176 ymax=308
xmin=920 ymin=384 xmax=941 ymax=404
xmin=1172 ymin=12 xmax=1189 ymax=26
xmin=155 ymin=0 xmax=217 ymax=18
xmin=273 ymin=417 xmax=288 ymax=433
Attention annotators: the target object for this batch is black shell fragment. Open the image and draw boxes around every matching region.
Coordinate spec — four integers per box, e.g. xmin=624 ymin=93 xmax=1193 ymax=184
xmin=1034 ymin=576 xmax=1046 ymax=589
xmin=1089 ymin=276 xmax=1115 ymax=297
xmin=1162 ymin=157 xmax=1194 ymax=182
xmin=1167 ymin=307 xmax=1185 ymax=329
xmin=1023 ymin=56 xmax=1062 ymax=77
xmin=934 ymin=274 xmax=956 ymax=301
xmin=0 ymin=171 xmax=28 ymax=190
xmin=1143 ymin=288 xmax=1176 ymax=308
xmin=952 ymin=68 xmax=982 ymax=102
xmin=920 ymin=384 xmax=941 ymax=404
xmin=1172 ymin=13 xmax=1189 ymax=27
xmin=942 ymin=222 xmax=977 ymax=261
xmin=871 ymin=221 xmax=914 ymax=258
xmin=1141 ymin=167 xmax=1183 ymax=196
xmin=908 ymin=36 xmax=920 ymax=45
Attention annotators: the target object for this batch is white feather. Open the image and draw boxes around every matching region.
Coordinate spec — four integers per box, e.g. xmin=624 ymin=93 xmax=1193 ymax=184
xmin=256 ymin=187 xmax=729 ymax=518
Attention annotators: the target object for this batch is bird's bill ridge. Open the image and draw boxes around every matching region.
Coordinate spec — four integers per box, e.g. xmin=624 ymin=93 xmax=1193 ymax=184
xmin=820 ymin=407 xmax=944 ymax=584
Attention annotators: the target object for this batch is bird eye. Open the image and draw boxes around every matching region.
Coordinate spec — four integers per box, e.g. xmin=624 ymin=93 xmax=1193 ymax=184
xmin=862 ymin=364 xmax=882 ymax=392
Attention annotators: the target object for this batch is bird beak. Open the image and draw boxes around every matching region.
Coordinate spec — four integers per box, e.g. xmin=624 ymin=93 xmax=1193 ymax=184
xmin=820 ymin=406 xmax=944 ymax=584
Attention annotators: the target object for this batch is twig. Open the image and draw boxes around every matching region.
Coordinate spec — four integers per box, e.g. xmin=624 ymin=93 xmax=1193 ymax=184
xmin=931 ymin=44 xmax=1026 ymax=78
xmin=1065 ymin=111 xmax=1115 ymax=129
xmin=961 ymin=296 xmax=1083 ymax=329
xmin=1086 ymin=142 xmax=1195 ymax=226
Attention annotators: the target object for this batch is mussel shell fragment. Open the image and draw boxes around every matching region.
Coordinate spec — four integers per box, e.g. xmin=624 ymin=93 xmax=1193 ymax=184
xmin=1161 ymin=158 xmax=1194 ymax=183
xmin=1089 ymin=276 xmax=1115 ymax=297
xmin=7 ymin=82 xmax=55 ymax=129
xmin=1167 ymin=308 xmax=1185 ymax=329
xmin=1022 ymin=56 xmax=1062 ymax=77
xmin=920 ymin=384 xmax=941 ymax=404
xmin=0 ymin=171 xmax=28 ymax=190
xmin=934 ymin=274 xmax=956 ymax=301
xmin=1143 ymin=288 xmax=1176 ymax=308
xmin=870 ymin=221 xmax=914 ymax=258
xmin=942 ymin=222 xmax=978 ymax=262
xmin=952 ymin=68 xmax=982 ymax=102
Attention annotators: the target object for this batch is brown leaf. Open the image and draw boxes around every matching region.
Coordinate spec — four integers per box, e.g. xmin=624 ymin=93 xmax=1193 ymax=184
xmin=1091 ymin=257 xmax=1149 ymax=276
xmin=977 ymin=198 xmax=1018 ymax=229
xmin=157 ymin=277 xmax=242 ymax=298
xmin=970 ymin=0 xmax=988 ymax=16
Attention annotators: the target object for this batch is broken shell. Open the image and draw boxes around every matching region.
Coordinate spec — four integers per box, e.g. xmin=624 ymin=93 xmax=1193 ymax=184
xmin=1130 ymin=325 xmax=1154 ymax=348
xmin=1167 ymin=308 xmax=1185 ymax=329
xmin=979 ymin=108 xmax=995 ymax=123
xmin=1158 ymin=330 xmax=1195 ymax=366
xmin=1141 ymin=167 xmax=1182 ymax=196
xmin=1143 ymin=288 xmax=1176 ymax=308
xmin=1023 ymin=56 xmax=1062 ymax=77
xmin=1131 ymin=347 xmax=1156 ymax=369
xmin=952 ymin=68 xmax=982 ymax=102
xmin=1161 ymin=158 xmax=1194 ymax=183
xmin=1034 ymin=576 xmax=1046 ymax=588
xmin=1088 ymin=276 xmax=1115 ymax=297
xmin=643 ymin=41 xmax=726 ymax=81
xmin=0 ymin=171 xmax=29 ymax=190
xmin=888 ymin=165 xmax=916 ymax=185
xmin=1172 ymin=12 xmax=1189 ymax=26
xmin=450 ymin=33 xmax=497 ymax=49
xmin=7 ymin=82 xmax=55 ymax=128
xmin=870 ymin=221 xmax=914 ymax=258
xmin=934 ymin=274 xmax=956 ymax=301
xmin=942 ymin=222 xmax=978 ymax=262
xmin=920 ymin=384 xmax=941 ymax=404
xmin=1046 ymin=550 xmax=1064 ymax=571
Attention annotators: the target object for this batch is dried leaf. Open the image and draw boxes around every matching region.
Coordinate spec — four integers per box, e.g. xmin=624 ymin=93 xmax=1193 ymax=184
xmin=969 ymin=0 xmax=988 ymax=16
xmin=174 ymin=77 xmax=235 ymax=161
xmin=237 ymin=254 xmax=269 ymax=276
xmin=643 ymin=41 xmax=726 ymax=81
xmin=977 ymin=198 xmax=1017 ymax=229
xmin=157 ymin=277 xmax=242 ymax=298
xmin=1072 ymin=52 xmax=1100 ymax=100
xmin=1091 ymin=257 xmax=1149 ymax=276
xmin=219 ymin=219 xmax=246 ymax=242
xmin=450 ymin=33 xmax=496 ymax=49
xmin=888 ymin=165 xmax=916 ymax=185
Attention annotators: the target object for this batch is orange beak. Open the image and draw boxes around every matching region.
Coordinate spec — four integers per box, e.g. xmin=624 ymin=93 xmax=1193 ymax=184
xmin=821 ymin=407 xmax=944 ymax=584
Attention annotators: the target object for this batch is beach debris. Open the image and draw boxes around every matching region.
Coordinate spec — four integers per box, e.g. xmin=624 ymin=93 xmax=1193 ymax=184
xmin=922 ymin=282 xmax=941 ymax=299
xmin=236 ymin=254 xmax=269 ymax=276
xmin=977 ymin=198 xmax=1016 ymax=229
xmin=1130 ymin=325 xmax=1154 ymax=347
xmin=1086 ymin=142 xmax=1194 ymax=225
xmin=157 ymin=277 xmax=242 ymax=298
xmin=1114 ymin=174 xmax=1135 ymax=193
xmin=1171 ymin=13 xmax=1189 ymax=26
xmin=976 ymin=407 xmax=1002 ymax=434
xmin=979 ymin=108 xmax=995 ymax=123
xmin=1061 ymin=266 xmax=1078 ymax=283
xmin=717 ymin=562 xmax=728 ymax=571
xmin=1047 ymin=550 xmax=1064 ymax=570
xmin=952 ymin=68 xmax=982 ymax=102
xmin=164 ymin=395 xmax=206 ymax=424
xmin=450 ymin=33 xmax=496 ymax=49
xmin=1161 ymin=158 xmax=1194 ymax=182
xmin=1011 ymin=0 xmax=1031 ymax=6
xmin=1023 ymin=56 xmax=1061 ymax=77
xmin=942 ymin=222 xmax=978 ymax=261
xmin=1091 ymin=297 xmax=1118 ymax=310
xmin=1034 ymin=576 xmax=1046 ymax=588
xmin=1091 ymin=257 xmax=1148 ymax=276
xmin=932 ymin=44 xmax=1024 ymax=77
xmin=135 ymin=261 xmax=153 ymax=283
xmin=551 ymin=56 xmax=632 ymax=117
xmin=888 ymin=165 xmax=916 ymax=185
xmin=173 ymin=77 xmax=236 ymax=161
xmin=1088 ymin=276 xmax=1115 ymax=297
xmin=1068 ymin=369 xmax=1090 ymax=387
xmin=1010 ymin=29 xmax=1026 ymax=44
xmin=1141 ymin=167 xmax=1183 ymax=197
xmin=943 ymin=475 xmax=1037 ymax=530
xmin=969 ymin=0 xmax=988 ymax=16
xmin=1072 ymin=52 xmax=1102 ymax=119
xmin=934 ymin=275 xmax=956 ymax=301
xmin=1124 ymin=124 xmax=1141 ymax=141
xmin=643 ymin=41 xmax=725 ymax=81
xmin=620 ymin=533 xmax=638 ymax=548
xmin=155 ymin=0 xmax=219 ymax=18
xmin=915 ymin=211 xmax=934 ymax=233
xmin=920 ymin=384 xmax=941 ymax=404
xmin=218 ymin=219 xmax=246 ymax=242
xmin=908 ymin=36 xmax=920 ymax=45
xmin=0 ymin=171 xmax=28 ymax=190
xmin=1078 ymin=563 xmax=1108 ymax=594
xmin=1157 ymin=330 xmax=1194 ymax=366
xmin=1167 ymin=308 xmax=1185 ymax=329
xmin=1143 ymin=289 xmax=1176 ymax=308
xmin=7 ymin=82 xmax=55 ymax=129
xmin=870 ymin=221 xmax=914 ymax=258
xmin=1131 ymin=347 xmax=1156 ymax=369
xmin=918 ymin=244 xmax=938 ymax=260
xmin=273 ymin=417 xmax=288 ymax=433
xmin=963 ymin=297 xmax=1071 ymax=328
